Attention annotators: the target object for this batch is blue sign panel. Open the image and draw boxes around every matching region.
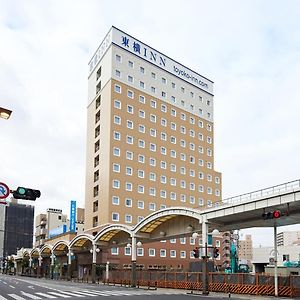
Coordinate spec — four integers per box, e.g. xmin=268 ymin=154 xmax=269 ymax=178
xmin=70 ymin=200 xmax=76 ymax=232
xmin=49 ymin=224 xmax=67 ymax=238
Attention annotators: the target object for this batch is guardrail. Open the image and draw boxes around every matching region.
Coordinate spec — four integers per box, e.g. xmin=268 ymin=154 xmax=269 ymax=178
xmin=222 ymin=179 xmax=300 ymax=206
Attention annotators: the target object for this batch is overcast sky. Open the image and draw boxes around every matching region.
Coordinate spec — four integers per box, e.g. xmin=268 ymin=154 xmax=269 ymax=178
xmin=1 ymin=0 xmax=300 ymax=247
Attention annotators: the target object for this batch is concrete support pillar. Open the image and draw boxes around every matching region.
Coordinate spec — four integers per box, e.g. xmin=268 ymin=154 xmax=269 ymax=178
xmin=131 ymin=236 xmax=137 ymax=287
xmin=202 ymin=219 xmax=209 ymax=295
xmin=91 ymin=243 xmax=96 ymax=283
xmin=274 ymin=225 xmax=278 ymax=297
xmin=67 ymin=248 xmax=72 ymax=281
xmin=29 ymin=257 xmax=32 ymax=276
xmin=38 ymin=256 xmax=42 ymax=278
xmin=50 ymin=252 xmax=55 ymax=280
xmin=105 ymin=261 xmax=110 ymax=281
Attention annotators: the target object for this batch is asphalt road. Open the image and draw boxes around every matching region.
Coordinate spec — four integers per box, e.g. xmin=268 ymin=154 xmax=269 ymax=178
xmin=0 ymin=274 xmax=282 ymax=300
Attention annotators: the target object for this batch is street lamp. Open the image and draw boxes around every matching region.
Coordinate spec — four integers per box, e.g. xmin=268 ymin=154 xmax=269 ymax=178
xmin=192 ymin=228 xmax=220 ymax=295
xmin=0 ymin=107 xmax=12 ymax=120
xmin=127 ymin=240 xmax=142 ymax=287
xmin=90 ymin=246 xmax=100 ymax=283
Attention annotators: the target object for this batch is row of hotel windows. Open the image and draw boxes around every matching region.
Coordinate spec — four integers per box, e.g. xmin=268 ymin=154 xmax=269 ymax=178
xmin=112 ymin=98 xmax=212 ymax=132
xmin=111 ymin=180 xmax=220 ymax=196
xmin=111 ymin=164 xmax=220 ymax=183
xmin=114 ymin=54 xmax=211 ymax=104
xmin=111 ymin=147 xmax=214 ymax=169
xmin=110 ymin=247 xmax=220 ymax=260
xmin=113 ymin=84 xmax=212 ymax=119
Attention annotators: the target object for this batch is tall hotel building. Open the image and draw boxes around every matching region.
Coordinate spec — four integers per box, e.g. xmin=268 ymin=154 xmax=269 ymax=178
xmin=85 ymin=27 xmax=222 ymax=267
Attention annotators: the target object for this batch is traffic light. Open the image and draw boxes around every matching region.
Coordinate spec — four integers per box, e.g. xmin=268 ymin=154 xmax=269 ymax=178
xmin=262 ymin=210 xmax=281 ymax=220
xmin=213 ymin=247 xmax=219 ymax=258
xmin=193 ymin=248 xmax=199 ymax=258
xmin=13 ymin=187 xmax=41 ymax=200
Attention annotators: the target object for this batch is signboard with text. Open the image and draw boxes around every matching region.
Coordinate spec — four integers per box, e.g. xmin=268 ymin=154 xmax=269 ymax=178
xmin=70 ymin=200 xmax=76 ymax=232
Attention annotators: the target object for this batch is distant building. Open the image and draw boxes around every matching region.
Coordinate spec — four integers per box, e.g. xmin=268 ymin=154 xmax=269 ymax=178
xmin=238 ymin=234 xmax=253 ymax=264
xmin=35 ymin=207 xmax=85 ymax=247
xmin=277 ymin=231 xmax=300 ymax=247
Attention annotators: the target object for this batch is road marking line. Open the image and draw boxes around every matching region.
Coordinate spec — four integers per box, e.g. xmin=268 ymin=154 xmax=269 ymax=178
xmin=0 ymin=295 xmax=8 ymax=300
xmin=35 ymin=293 xmax=57 ymax=299
xmin=56 ymin=291 xmax=84 ymax=298
xmin=3 ymin=282 xmax=7 ymax=285
xmin=48 ymin=292 xmax=71 ymax=298
xmin=69 ymin=291 xmax=97 ymax=297
xmin=80 ymin=290 xmax=110 ymax=296
xmin=21 ymin=292 xmax=42 ymax=299
xmin=8 ymin=294 xmax=26 ymax=300
xmin=9 ymin=285 xmax=15 ymax=289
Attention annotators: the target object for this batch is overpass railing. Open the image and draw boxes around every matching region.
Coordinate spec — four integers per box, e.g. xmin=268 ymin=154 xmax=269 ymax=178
xmin=222 ymin=179 xmax=300 ymax=206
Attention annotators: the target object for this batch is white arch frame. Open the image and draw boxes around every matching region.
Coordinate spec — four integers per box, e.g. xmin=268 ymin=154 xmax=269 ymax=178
xmin=94 ymin=224 xmax=133 ymax=244
xmin=69 ymin=233 xmax=94 ymax=248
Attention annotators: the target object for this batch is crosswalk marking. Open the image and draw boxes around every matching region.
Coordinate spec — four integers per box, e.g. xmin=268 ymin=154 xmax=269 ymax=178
xmin=56 ymin=291 xmax=84 ymax=298
xmin=35 ymin=293 xmax=57 ymax=299
xmin=47 ymin=292 xmax=71 ymax=298
xmin=81 ymin=290 xmax=109 ymax=296
xmin=69 ymin=291 xmax=97 ymax=297
xmin=9 ymin=285 xmax=16 ymax=289
xmin=8 ymin=294 xmax=26 ymax=300
xmin=0 ymin=295 xmax=7 ymax=300
xmin=21 ymin=292 xmax=42 ymax=300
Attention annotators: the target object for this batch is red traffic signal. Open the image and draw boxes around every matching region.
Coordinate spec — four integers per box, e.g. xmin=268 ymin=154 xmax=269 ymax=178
xmin=262 ymin=210 xmax=282 ymax=220
xmin=273 ymin=210 xmax=281 ymax=219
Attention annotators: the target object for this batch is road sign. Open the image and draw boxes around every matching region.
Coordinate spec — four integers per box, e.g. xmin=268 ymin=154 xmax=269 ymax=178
xmin=0 ymin=182 xmax=10 ymax=199
xmin=269 ymin=257 xmax=275 ymax=265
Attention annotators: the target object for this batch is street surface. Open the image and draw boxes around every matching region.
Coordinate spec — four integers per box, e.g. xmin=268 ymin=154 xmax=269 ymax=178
xmin=0 ymin=274 xmax=286 ymax=300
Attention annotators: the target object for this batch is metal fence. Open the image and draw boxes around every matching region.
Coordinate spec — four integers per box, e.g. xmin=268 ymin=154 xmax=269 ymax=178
xmin=106 ymin=270 xmax=300 ymax=297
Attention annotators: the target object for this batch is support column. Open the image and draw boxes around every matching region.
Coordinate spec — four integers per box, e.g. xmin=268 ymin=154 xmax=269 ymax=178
xmin=202 ymin=219 xmax=209 ymax=295
xmin=105 ymin=261 xmax=110 ymax=281
xmin=29 ymin=257 xmax=32 ymax=277
xmin=274 ymin=225 xmax=278 ymax=297
xmin=91 ymin=243 xmax=97 ymax=283
xmin=131 ymin=236 xmax=137 ymax=287
xmin=50 ymin=252 xmax=55 ymax=280
xmin=38 ymin=256 xmax=42 ymax=278
xmin=67 ymin=248 xmax=72 ymax=281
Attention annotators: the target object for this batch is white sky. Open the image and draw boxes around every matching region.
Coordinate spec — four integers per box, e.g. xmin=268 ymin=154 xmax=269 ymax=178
xmin=1 ymin=0 xmax=300 ymax=247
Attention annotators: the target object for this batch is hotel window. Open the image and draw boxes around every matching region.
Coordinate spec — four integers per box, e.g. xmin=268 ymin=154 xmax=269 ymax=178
xmin=207 ymin=124 xmax=212 ymax=131
xmin=207 ymin=200 xmax=213 ymax=207
xmin=150 ymin=99 xmax=156 ymax=108
xmin=160 ymin=190 xmax=166 ymax=198
xmin=161 ymin=118 xmax=167 ymax=127
xmin=162 ymin=77 xmax=166 ymax=84
xmin=127 ymin=105 xmax=133 ymax=114
xmin=207 ymin=136 xmax=212 ymax=144
xmin=150 ymin=114 xmax=156 ymax=123
xmin=115 ymin=84 xmax=121 ymax=93
xmin=138 ymin=139 xmax=145 ymax=148
xmin=138 ymin=185 xmax=144 ymax=194
xmin=138 ymin=170 xmax=144 ymax=178
xmin=198 ymin=159 xmax=204 ymax=166
xmin=128 ymin=60 xmax=134 ymax=68
xmin=128 ymin=75 xmax=134 ymax=83
xmin=115 ymin=69 xmax=121 ymax=77
xmin=160 ymin=161 xmax=166 ymax=169
xmin=172 ymin=82 xmax=176 ymax=89
xmin=125 ymin=214 xmax=132 ymax=223
xmin=190 ymin=91 xmax=194 ymax=98
xmin=138 ymin=154 xmax=145 ymax=163
xmin=181 ymin=113 xmax=186 ymax=120
xmin=96 ymin=95 xmax=101 ymax=109
xmin=137 ymin=216 xmax=144 ymax=222
xmin=190 ymin=237 xmax=195 ymax=245
xmin=198 ymin=198 xmax=204 ymax=206
xmin=198 ymin=133 xmax=203 ymax=140
xmin=198 ymin=146 xmax=204 ymax=154
xmin=207 ymin=99 xmax=211 ymax=106
xmin=190 ymin=143 xmax=195 ymax=151
xmin=140 ymin=66 xmax=145 ymax=73
xmin=149 ymin=188 xmax=156 ymax=196
xmin=126 ymin=182 xmax=132 ymax=191
xmin=198 ymin=120 xmax=203 ymax=128
xmin=170 ymin=164 xmax=176 ymax=172
xmin=150 ymin=128 xmax=156 ymax=137
xmin=126 ymin=166 xmax=133 ymax=176
xmin=170 ymin=178 xmax=176 ymax=186
xmin=160 ymin=175 xmax=167 ymax=184
xmin=149 ymin=172 xmax=156 ymax=181
xmin=181 ymin=87 xmax=185 ymax=93
xmin=127 ymin=90 xmax=134 ymax=99
xmin=139 ymin=124 xmax=145 ymax=133
xmin=207 ymin=112 xmax=211 ymax=119
xmin=190 ymin=156 xmax=195 ymax=164
xmin=149 ymin=203 xmax=156 ymax=211
xmin=180 ymin=167 xmax=186 ymax=174
xmin=215 ymin=189 xmax=220 ymax=196
xmin=190 ymin=130 xmax=195 ymax=137
xmin=150 ymin=143 xmax=156 ymax=152
xmin=95 ymin=140 xmax=100 ymax=153
xmin=180 ymin=139 xmax=186 ymax=148
xmin=181 ymin=100 xmax=185 ymax=106
xmin=138 ymin=200 xmax=144 ymax=209
xmin=125 ymin=198 xmax=132 ymax=207
xmin=170 ymin=150 xmax=176 ymax=158
xmin=170 ymin=136 xmax=176 ymax=144
xmin=113 ymin=147 xmax=120 ymax=156
xmin=114 ymin=100 xmax=121 ymax=109
xmin=139 ymin=110 xmax=145 ymax=118
xmin=171 ymin=108 xmax=176 ymax=116
xmin=111 ymin=247 xmax=119 ymax=255
xmin=139 ymin=95 xmax=145 ymax=103
xmin=199 ymin=95 xmax=203 ymax=103
xmin=151 ymin=72 xmax=156 ymax=79
xmin=171 ymin=96 xmax=176 ymax=103
xmin=151 ymin=86 xmax=156 ymax=93
xmin=161 ymin=147 xmax=167 ymax=155
xmin=199 ymin=108 xmax=203 ymax=115
xmin=149 ymin=157 xmax=156 ymax=166
xmin=198 ymin=185 xmax=204 ymax=192
xmin=160 ymin=204 xmax=166 ymax=209
xmin=127 ymin=120 xmax=133 ymax=129
xmin=170 ymin=122 xmax=176 ymax=130
xmin=93 ymin=200 xmax=98 ymax=212
xmin=180 ymin=237 xmax=186 ymax=244
xmin=126 ymin=135 xmax=133 ymax=144
xmin=180 ymin=180 xmax=186 ymax=188
xmin=170 ymin=192 xmax=176 ymax=200
xmin=180 ymin=194 xmax=186 ymax=202
xmin=190 ymin=104 xmax=194 ymax=111
xmin=190 ymin=169 xmax=195 ymax=177
xmin=125 ymin=247 xmax=131 ymax=256
xmin=207 ymin=174 xmax=212 ymax=181
xmin=190 ymin=117 xmax=195 ymax=124
xmin=112 ymin=213 xmax=119 ymax=222
xmin=162 ymin=91 xmax=166 ymax=98
xmin=180 ymin=153 xmax=186 ymax=161
xmin=149 ymin=248 xmax=155 ymax=257
xmin=170 ymin=250 xmax=176 ymax=258
xmin=140 ymin=81 xmax=145 ymax=88
xmin=115 ymin=54 xmax=121 ymax=62
xmin=114 ymin=131 xmax=121 ymax=141
xmin=113 ymin=163 xmax=120 ymax=173
xmin=112 ymin=196 xmax=119 ymax=205
xmin=207 ymin=162 xmax=212 ymax=169
xmin=190 ymin=196 xmax=195 ymax=204
xmin=170 ymin=238 xmax=176 ymax=244
xmin=160 ymin=249 xmax=166 ymax=257
xmin=114 ymin=115 xmax=121 ymax=125
xmin=180 ymin=251 xmax=186 ymax=258
xmin=126 ymin=151 xmax=133 ymax=160
xmin=180 ymin=126 xmax=186 ymax=134
xmin=215 ymin=177 xmax=220 ymax=184
xmin=161 ymin=104 xmax=166 ymax=112
xmin=161 ymin=132 xmax=167 ymax=141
